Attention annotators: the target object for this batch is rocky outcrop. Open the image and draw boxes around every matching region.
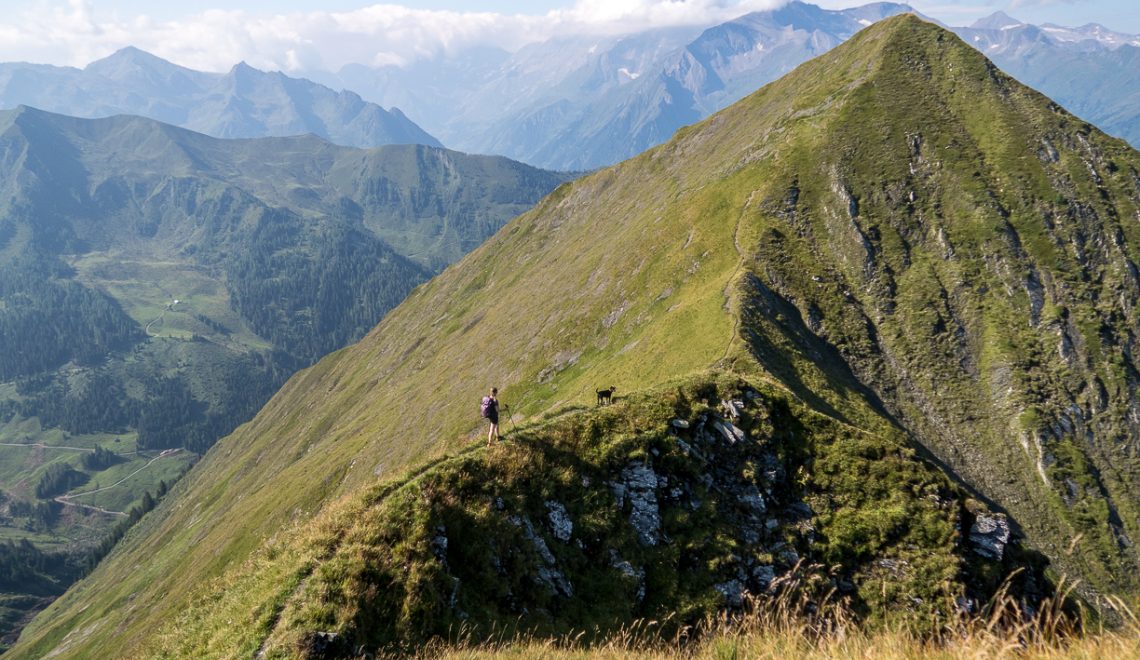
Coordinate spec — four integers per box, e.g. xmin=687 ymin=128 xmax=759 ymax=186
xmin=970 ymin=513 xmax=1011 ymax=561
xmin=545 ymin=501 xmax=573 ymax=542
xmin=202 ymin=379 xmax=1050 ymax=655
xmin=613 ymin=463 xmax=662 ymax=546
xmin=509 ymin=514 xmax=574 ymax=597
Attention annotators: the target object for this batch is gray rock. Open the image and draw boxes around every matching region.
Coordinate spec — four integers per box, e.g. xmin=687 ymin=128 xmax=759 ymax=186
xmin=671 ymin=418 xmax=690 ymax=429
xmin=787 ymin=501 xmax=814 ymax=519
xmin=712 ymin=419 xmax=746 ymax=444
xmin=430 ymin=534 xmax=449 ymax=561
xmin=537 ymin=565 xmax=574 ymax=597
xmin=777 ymin=548 xmax=800 ymax=566
xmin=509 ymin=514 xmax=574 ymax=596
xmin=970 ymin=513 xmax=1011 ymax=560
xmin=448 ymin=576 xmax=461 ymax=609
xmin=760 ymin=452 xmax=785 ymax=484
xmin=715 ymin=579 xmax=746 ymax=608
xmin=609 ymin=549 xmax=647 ymax=602
xmin=609 ymin=481 xmax=626 ymax=509
xmin=737 ymin=485 xmax=766 ymax=514
xmin=721 ymin=399 xmax=745 ymax=419
xmin=620 ymin=462 xmax=662 ymax=546
xmin=304 ymin=631 xmax=349 ymax=657
xmin=752 ymin=565 xmax=776 ymax=591
xmin=545 ymin=501 xmax=573 ymax=542
xmin=1063 ymin=478 xmax=1081 ymax=505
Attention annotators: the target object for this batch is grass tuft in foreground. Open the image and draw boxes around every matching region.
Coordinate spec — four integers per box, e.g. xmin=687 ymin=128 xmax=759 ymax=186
xmin=423 ymin=575 xmax=1139 ymax=660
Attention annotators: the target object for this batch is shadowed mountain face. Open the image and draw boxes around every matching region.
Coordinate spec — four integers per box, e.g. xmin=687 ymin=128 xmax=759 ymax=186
xmin=0 ymin=107 xmax=570 ymax=646
xmin=9 ymin=15 xmax=1140 ymax=658
xmin=0 ymin=48 xmax=442 ymax=149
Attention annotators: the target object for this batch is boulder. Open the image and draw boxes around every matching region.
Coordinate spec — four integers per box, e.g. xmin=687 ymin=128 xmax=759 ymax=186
xmin=714 ymin=579 xmax=746 ymax=608
xmin=545 ymin=501 xmax=573 ymax=542
xmin=970 ymin=513 xmax=1011 ymax=560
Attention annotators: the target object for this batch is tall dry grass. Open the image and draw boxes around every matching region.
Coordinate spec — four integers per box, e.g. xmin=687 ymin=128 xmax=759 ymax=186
xmin=402 ymin=567 xmax=1139 ymax=660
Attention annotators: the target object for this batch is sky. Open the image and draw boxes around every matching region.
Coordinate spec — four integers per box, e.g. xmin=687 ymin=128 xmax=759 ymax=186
xmin=1 ymin=0 xmax=1138 ymax=73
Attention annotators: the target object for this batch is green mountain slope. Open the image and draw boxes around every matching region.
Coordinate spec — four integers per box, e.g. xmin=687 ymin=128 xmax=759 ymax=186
xmin=0 ymin=108 xmax=569 ymax=645
xmin=11 ymin=15 xmax=1140 ymax=657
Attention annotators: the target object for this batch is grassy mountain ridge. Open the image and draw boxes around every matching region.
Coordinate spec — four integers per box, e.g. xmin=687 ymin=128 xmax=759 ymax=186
xmin=10 ymin=15 xmax=1140 ymax=657
xmin=154 ymin=374 xmax=1043 ymax=656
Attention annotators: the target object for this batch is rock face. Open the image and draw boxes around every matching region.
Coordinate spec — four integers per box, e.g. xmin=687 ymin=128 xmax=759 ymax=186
xmin=970 ymin=514 xmax=1012 ymax=561
xmin=545 ymin=501 xmax=574 ymax=542
xmin=510 ymin=514 xmax=574 ymax=597
xmin=616 ymin=463 xmax=662 ymax=546
xmin=609 ymin=550 xmax=647 ymax=603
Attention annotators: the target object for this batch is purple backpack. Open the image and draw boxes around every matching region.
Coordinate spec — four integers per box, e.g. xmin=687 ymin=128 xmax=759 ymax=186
xmin=480 ymin=396 xmax=494 ymax=418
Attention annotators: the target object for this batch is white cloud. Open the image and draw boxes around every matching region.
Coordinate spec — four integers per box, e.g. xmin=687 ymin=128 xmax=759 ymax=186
xmin=0 ymin=0 xmax=787 ymax=72
xmin=1009 ymin=0 xmax=1080 ymax=7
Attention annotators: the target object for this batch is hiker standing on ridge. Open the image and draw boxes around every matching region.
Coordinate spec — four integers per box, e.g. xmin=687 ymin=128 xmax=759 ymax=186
xmin=481 ymin=387 xmax=502 ymax=446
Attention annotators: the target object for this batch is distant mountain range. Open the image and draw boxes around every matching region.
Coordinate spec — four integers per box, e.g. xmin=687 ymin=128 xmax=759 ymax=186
xmin=308 ymin=1 xmax=1140 ymax=170
xmin=0 ymin=47 xmax=441 ymax=149
xmin=2 ymin=3 xmax=1136 ymax=172
xmin=311 ymin=1 xmax=914 ymax=169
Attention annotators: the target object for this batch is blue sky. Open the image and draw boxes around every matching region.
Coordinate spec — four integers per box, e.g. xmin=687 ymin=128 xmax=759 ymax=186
xmin=2 ymin=1 xmax=1138 ymax=71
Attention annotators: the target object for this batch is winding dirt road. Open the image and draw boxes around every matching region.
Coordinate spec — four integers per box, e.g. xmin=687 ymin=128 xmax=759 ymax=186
xmin=54 ymin=449 xmax=183 ymax=516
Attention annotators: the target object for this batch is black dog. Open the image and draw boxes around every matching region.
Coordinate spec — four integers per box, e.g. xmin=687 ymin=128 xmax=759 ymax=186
xmin=596 ymin=386 xmax=616 ymax=406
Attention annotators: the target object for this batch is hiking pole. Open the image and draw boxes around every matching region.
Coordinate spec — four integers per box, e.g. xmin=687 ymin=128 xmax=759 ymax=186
xmin=501 ymin=405 xmax=515 ymax=435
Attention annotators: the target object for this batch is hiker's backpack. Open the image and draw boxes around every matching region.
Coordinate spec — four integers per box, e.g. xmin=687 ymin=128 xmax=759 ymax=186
xmin=480 ymin=396 xmax=494 ymax=418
